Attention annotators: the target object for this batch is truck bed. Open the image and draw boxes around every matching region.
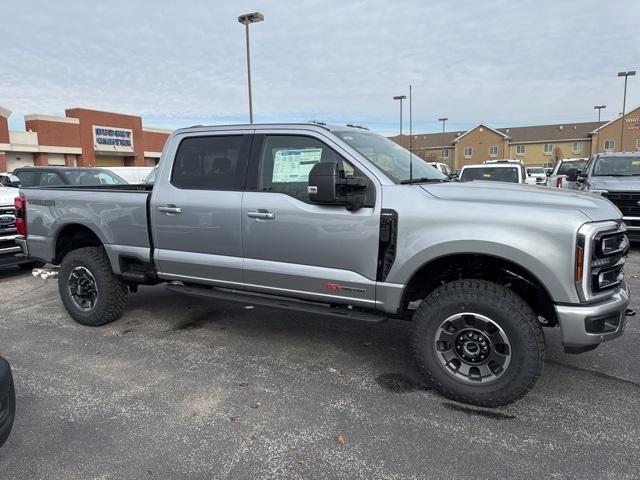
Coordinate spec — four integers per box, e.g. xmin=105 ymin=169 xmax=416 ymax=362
xmin=22 ymin=185 xmax=152 ymax=267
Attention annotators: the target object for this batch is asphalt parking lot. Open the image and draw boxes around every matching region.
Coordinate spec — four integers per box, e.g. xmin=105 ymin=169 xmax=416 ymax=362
xmin=0 ymin=252 xmax=639 ymax=480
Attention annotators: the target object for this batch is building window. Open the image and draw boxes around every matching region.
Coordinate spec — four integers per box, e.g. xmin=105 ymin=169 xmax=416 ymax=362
xmin=572 ymin=142 xmax=583 ymax=153
xmin=463 ymin=146 xmax=472 ymax=158
xmin=543 ymin=144 xmax=554 ymax=155
xmin=516 ymin=145 xmax=525 ymax=155
xmin=489 ymin=145 xmax=498 ymax=157
xmin=636 ymin=138 xmax=640 ymax=150
xmin=604 ymin=140 xmax=615 ymax=152
xmin=442 ymin=149 xmax=449 ymax=159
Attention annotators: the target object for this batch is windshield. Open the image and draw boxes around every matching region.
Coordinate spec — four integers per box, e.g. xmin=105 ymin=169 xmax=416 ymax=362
xmin=557 ymin=160 xmax=586 ymax=175
xmin=460 ymin=167 xmax=520 ymax=183
xmin=333 ymin=131 xmax=446 ymax=183
xmin=592 ymin=155 xmax=640 ymax=176
xmin=527 ymin=168 xmax=544 ymax=174
xmin=62 ymin=169 xmax=127 ymax=185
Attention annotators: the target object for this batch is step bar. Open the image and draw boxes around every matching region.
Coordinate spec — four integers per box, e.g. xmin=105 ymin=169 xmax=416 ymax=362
xmin=166 ymin=283 xmax=387 ymax=323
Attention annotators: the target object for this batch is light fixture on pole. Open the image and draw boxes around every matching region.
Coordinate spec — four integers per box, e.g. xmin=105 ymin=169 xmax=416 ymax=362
xmin=617 ymin=70 xmax=636 ymax=151
xmin=238 ymin=11 xmax=264 ymax=123
xmin=393 ymin=95 xmax=406 ymax=136
xmin=593 ymin=105 xmax=606 ymax=154
xmin=438 ymin=117 xmax=448 ymax=133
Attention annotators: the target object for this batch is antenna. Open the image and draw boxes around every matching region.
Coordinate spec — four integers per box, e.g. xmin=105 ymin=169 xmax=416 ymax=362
xmin=409 ymin=84 xmax=413 ymax=185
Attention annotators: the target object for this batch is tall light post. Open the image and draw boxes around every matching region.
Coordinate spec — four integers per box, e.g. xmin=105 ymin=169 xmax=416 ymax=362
xmin=618 ymin=70 xmax=636 ymax=151
xmin=393 ymin=95 xmax=406 ymax=136
xmin=593 ymin=105 xmax=606 ymax=154
xmin=238 ymin=12 xmax=264 ymax=123
xmin=438 ymin=117 xmax=448 ymax=133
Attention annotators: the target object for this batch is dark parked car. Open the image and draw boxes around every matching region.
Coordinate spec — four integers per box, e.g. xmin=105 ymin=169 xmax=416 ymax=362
xmin=12 ymin=167 xmax=126 ymax=187
xmin=0 ymin=356 xmax=15 ymax=448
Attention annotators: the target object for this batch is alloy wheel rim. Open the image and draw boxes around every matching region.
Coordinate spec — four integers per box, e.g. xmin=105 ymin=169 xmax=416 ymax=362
xmin=433 ymin=312 xmax=511 ymax=384
xmin=68 ymin=266 xmax=98 ymax=312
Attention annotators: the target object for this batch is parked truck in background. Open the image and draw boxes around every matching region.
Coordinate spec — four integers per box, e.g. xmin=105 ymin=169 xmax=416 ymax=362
xmin=15 ymin=123 xmax=631 ymax=407
xmin=0 ymin=185 xmax=43 ymax=269
xmin=572 ymin=152 xmax=640 ymax=241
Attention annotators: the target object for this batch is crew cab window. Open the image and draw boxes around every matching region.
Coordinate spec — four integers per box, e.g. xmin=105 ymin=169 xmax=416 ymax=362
xmin=171 ymin=135 xmax=249 ymax=190
xmin=257 ymin=135 xmax=355 ymax=202
xmin=38 ymin=172 xmax=65 ymax=186
xmin=13 ymin=170 xmax=36 ymax=187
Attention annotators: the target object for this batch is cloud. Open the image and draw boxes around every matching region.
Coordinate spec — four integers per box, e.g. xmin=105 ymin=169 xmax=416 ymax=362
xmin=1 ymin=0 xmax=638 ymax=134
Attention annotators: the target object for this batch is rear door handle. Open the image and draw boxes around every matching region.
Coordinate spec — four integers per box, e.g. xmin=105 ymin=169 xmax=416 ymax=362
xmin=158 ymin=205 xmax=182 ymax=214
xmin=247 ymin=210 xmax=275 ymax=220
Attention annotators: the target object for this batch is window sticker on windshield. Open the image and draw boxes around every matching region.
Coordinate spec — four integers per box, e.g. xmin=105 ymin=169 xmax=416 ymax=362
xmin=483 ymin=173 xmax=492 ymax=178
xmin=633 ymin=160 xmax=640 ymax=165
xmin=272 ymin=148 xmax=322 ymax=183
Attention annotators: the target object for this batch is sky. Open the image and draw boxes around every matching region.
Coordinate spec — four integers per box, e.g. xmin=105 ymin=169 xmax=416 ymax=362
xmin=1 ymin=0 xmax=639 ymax=135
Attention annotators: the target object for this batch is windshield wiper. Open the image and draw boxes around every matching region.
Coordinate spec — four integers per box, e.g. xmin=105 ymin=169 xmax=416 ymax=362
xmin=399 ymin=177 xmax=445 ymax=184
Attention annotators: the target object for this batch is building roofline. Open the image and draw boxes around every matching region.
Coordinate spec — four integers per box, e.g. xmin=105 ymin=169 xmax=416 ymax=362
xmin=591 ymin=105 xmax=640 ymax=133
xmin=453 ymin=124 xmax=509 ymax=142
xmin=143 ymin=127 xmax=173 ymax=134
xmin=24 ymin=114 xmax=80 ymax=124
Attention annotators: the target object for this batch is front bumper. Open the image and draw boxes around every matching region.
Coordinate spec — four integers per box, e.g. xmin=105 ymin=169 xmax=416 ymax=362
xmin=555 ymin=286 xmax=629 ymax=351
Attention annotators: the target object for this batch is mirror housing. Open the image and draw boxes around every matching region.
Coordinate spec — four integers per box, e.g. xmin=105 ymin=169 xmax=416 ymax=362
xmin=566 ymin=167 xmax=579 ymax=182
xmin=308 ymin=161 xmax=368 ymax=211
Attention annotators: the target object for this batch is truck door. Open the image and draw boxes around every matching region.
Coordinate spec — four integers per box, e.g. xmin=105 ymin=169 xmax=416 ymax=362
xmin=150 ymin=131 xmax=252 ymax=284
xmin=241 ymin=130 xmax=380 ymax=308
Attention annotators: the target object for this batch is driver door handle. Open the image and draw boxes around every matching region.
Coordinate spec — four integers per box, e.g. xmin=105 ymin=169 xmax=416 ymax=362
xmin=247 ymin=210 xmax=275 ymax=220
xmin=158 ymin=205 xmax=182 ymax=214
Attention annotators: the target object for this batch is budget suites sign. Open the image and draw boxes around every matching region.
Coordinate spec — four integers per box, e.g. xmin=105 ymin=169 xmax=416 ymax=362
xmin=93 ymin=125 xmax=134 ymax=153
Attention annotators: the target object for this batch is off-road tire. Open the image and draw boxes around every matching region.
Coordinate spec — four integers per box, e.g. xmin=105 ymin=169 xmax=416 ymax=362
xmin=410 ymin=279 xmax=544 ymax=407
xmin=0 ymin=358 xmax=15 ymax=448
xmin=58 ymin=247 xmax=127 ymax=326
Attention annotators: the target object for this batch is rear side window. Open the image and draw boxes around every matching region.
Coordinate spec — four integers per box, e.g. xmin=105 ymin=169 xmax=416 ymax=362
xmin=171 ymin=135 xmax=249 ymax=190
xmin=460 ymin=167 xmax=519 ymax=183
xmin=14 ymin=170 xmax=36 ymax=187
xmin=38 ymin=172 xmax=65 ymax=186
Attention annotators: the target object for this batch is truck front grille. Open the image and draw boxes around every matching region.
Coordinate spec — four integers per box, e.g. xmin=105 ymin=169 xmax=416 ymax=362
xmin=0 ymin=205 xmax=19 ymax=257
xmin=602 ymin=192 xmax=640 ymax=217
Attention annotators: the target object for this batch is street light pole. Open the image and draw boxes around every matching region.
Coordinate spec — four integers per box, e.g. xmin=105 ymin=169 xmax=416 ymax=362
xmin=593 ymin=105 xmax=606 ymax=154
xmin=238 ymin=12 xmax=264 ymax=123
xmin=393 ymin=95 xmax=406 ymax=136
xmin=438 ymin=117 xmax=448 ymax=133
xmin=618 ymin=70 xmax=636 ymax=151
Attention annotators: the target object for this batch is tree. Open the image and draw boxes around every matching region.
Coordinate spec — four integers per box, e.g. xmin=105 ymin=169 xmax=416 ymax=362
xmin=553 ymin=146 xmax=563 ymax=163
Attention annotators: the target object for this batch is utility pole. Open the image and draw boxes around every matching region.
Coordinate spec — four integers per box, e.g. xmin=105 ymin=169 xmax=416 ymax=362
xmin=617 ymin=71 xmax=636 ymax=151
xmin=393 ymin=95 xmax=406 ymax=136
xmin=593 ymin=105 xmax=606 ymax=154
xmin=438 ymin=117 xmax=448 ymax=133
xmin=238 ymin=12 xmax=264 ymax=123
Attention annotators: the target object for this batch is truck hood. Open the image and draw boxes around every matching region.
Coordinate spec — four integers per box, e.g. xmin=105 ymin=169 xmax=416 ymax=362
xmin=421 ymin=181 xmax=621 ymax=222
xmin=588 ymin=176 xmax=640 ymax=192
xmin=0 ymin=186 xmax=19 ymax=207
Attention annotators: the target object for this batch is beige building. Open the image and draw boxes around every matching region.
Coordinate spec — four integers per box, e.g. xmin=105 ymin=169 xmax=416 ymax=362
xmin=391 ymin=105 xmax=640 ymax=170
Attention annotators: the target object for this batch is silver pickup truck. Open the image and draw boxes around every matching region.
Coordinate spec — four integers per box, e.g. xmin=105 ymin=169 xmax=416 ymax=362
xmin=15 ymin=123 xmax=631 ymax=407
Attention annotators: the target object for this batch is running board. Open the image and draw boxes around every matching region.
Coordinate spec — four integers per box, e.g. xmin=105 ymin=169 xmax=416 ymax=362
xmin=166 ymin=283 xmax=387 ymax=323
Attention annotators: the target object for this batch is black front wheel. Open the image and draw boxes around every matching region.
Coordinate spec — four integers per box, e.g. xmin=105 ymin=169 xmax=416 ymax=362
xmin=411 ymin=279 xmax=544 ymax=407
xmin=58 ymin=247 xmax=127 ymax=326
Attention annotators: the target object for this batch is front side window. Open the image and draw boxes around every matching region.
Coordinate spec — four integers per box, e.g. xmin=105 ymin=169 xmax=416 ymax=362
xmin=557 ymin=160 xmax=587 ymax=175
xmin=489 ymin=145 xmax=498 ymax=157
xmin=604 ymin=140 xmax=615 ymax=152
xmin=257 ymin=135 xmax=355 ymax=202
xmin=463 ymin=146 xmax=473 ymax=158
xmin=516 ymin=145 xmax=525 ymax=155
xmin=544 ymin=144 xmax=554 ymax=154
xmin=171 ymin=135 xmax=248 ymax=190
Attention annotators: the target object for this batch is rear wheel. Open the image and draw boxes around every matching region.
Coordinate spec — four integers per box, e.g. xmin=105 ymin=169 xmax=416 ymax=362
xmin=411 ymin=279 xmax=544 ymax=407
xmin=58 ymin=247 xmax=127 ymax=326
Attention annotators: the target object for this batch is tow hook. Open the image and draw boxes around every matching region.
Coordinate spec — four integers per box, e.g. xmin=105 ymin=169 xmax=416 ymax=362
xmin=32 ymin=267 xmax=59 ymax=280
xmin=625 ymin=308 xmax=636 ymax=317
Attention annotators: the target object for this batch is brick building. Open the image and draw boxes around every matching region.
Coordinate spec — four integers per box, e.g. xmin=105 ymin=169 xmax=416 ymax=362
xmin=391 ymin=105 xmax=640 ymax=170
xmin=0 ymin=106 xmax=172 ymax=172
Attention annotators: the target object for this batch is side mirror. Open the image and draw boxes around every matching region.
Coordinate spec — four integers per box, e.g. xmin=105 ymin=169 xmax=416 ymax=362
xmin=545 ymin=170 xmax=551 ymax=177
xmin=308 ymin=161 xmax=368 ymax=210
xmin=308 ymin=161 xmax=339 ymax=204
xmin=566 ymin=168 xmax=578 ymax=182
